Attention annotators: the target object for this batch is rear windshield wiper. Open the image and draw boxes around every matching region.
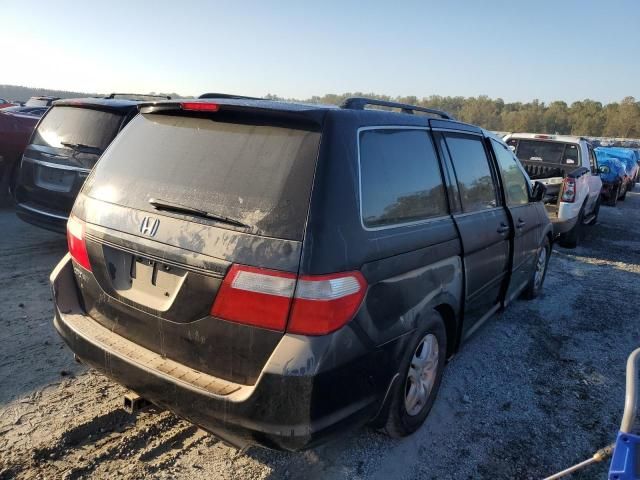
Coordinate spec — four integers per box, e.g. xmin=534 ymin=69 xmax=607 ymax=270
xmin=61 ymin=141 xmax=103 ymax=154
xmin=148 ymin=198 xmax=250 ymax=228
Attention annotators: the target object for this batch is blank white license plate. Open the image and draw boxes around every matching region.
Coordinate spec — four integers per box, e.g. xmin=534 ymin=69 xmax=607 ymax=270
xmin=35 ymin=166 xmax=75 ymax=192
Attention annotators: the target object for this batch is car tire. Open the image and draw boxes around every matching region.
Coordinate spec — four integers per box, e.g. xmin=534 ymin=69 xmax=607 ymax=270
xmin=607 ymin=186 xmax=619 ymax=207
xmin=523 ymin=237 xmax=551 ymax=300
xmin=620 ymin=184 xmax=627 ymax=201
xmin=7 ymin=162 xmax=19 ymax=200
xmin=586 ymin=196 xmax=600 ymax=226
xmin=383 ymin=311 xmax=447 ymax=438
xmin=558 ymin=207 xmax=583 ymax=248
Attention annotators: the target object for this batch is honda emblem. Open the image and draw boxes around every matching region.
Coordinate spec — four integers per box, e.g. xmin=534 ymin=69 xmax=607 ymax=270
xmin=140 ymin=216 xmax=160 ymax=237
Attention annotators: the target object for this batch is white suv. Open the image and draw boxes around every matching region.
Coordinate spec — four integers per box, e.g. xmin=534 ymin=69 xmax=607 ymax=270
xmin=504 ymin=133 xmax=602 ymax=248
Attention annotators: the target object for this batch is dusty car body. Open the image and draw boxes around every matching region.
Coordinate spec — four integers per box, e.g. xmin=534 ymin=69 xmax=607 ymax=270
xmin=51 ymin=97 xmax=553 ymax=451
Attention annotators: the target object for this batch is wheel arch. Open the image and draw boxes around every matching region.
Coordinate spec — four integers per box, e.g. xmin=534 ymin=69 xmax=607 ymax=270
xmin=434 ymin=303 xmax=458 ymax=358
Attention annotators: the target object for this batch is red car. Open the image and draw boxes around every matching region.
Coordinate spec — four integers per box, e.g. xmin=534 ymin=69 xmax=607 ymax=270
xmin=0 ymin=98 xmax=15 ymax=109
xmin=0 ymin=102 xmax=52 ymax=203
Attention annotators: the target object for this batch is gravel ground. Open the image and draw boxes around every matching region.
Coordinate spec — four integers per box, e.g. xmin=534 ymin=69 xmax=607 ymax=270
xmin=1 ymin=188 xmax=639 ymax=480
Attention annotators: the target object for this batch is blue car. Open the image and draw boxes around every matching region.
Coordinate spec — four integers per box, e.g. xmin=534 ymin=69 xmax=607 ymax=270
xmin=596 ymin=147 xmax=638 ymax=205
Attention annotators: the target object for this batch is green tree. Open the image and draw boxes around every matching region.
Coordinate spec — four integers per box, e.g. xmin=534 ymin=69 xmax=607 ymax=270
xmin=569 ymin=100 xmax=605 ymax=136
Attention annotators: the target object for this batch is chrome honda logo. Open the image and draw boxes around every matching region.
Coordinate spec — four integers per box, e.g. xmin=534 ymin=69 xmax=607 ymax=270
xmin=140 ymin=216 xmax=160 ymax=237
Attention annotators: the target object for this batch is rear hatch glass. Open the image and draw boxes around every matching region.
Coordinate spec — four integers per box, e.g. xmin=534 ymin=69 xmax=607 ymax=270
xmin=510 ymin=139 xmax=580 ymax=166
xmin=32 ymin=106 xmax=123 ymax=152
xmin=84 ymin=114 xmax=321 ymax=240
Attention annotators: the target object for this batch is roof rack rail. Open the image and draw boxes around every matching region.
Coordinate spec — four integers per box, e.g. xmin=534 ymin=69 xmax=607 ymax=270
xmin=340 ymin=97 xmax=453 ymax=120
xmin=198 ymin=92 xmax=262 ymax=100
xmin=105 ymin=93 xmax=172 ymax=100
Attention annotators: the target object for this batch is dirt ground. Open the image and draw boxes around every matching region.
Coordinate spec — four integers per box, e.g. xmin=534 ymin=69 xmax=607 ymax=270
xmin=1 ymin=188 xmax=639 ymax=480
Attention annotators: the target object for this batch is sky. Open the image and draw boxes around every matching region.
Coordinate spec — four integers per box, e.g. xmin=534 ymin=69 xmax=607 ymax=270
xmin=1 ymin=0 xmax=639 ymax=103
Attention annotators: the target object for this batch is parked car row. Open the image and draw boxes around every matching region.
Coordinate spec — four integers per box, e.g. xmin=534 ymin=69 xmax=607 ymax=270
xmin=11 ymin=95 xmax=554 ymax=451
xmin=504 ymin=133 xmax=602 ymax=248
xmin=502 ymin=132 xmax=640 ymax=248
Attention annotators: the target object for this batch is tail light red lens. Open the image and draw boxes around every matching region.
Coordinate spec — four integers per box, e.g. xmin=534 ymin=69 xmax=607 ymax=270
xmin=288 ymin=272 xmax=367 ymax=335
xmin=210 ymin=265 xmax=367 ymax=335
xmin=211 ymin=265 xmax=296 ymax=331
xmin=180 ymin=102 xmax=219 ymax=112
xmin=561 ymin=177 xmax=576 ymax=203
xmin=67 ymin=216 xmax=92 ymax=271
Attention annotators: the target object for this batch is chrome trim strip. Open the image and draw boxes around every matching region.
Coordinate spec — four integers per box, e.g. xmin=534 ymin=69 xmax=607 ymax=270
xmin=431 ymin=127 xmax=484 ymax=136
xmin=22 ymin=156 xmax=91 ymax=173
xmin=18 ymin=203 xmax=69 ymax=221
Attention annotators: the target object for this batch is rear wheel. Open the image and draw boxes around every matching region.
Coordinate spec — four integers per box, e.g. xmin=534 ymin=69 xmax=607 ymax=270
xmin=620 ymin=183 xmax=627 ymax=201
xmin=523 ymin=237 xmax=550 ymax=299
xmin=586 ymin=196 xmax=600 ymax=226
xmin=383 ymin=311 xmax=447 ymax=438
xmin=558 ymin=208 xmax=583 ymax=248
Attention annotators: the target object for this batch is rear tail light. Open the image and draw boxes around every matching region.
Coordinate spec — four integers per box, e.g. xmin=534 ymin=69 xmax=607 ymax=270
xmin=288 ymin=272 xmax=367 ymax=335
xmin=561 ymin=177 xmax=576 ymax=203
xmin=211 ymin=265 xmax=296 ymax=331
xmin=210 ymin=265 xmax=367 ymax=335
xmin=67 ymin=215 xmax=92 ymax=271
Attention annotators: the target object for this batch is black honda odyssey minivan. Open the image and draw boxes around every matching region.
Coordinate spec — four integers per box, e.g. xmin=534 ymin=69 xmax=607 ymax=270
xmin=51 ymin=97 xmax=552 ymax=451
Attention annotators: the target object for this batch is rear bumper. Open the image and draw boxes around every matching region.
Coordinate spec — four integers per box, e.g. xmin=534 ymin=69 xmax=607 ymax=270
xmin=51 ymin=255 xmax=390 ymax=451
xmin=549 ymin=214 xmax=578 ymax=235
xmin=545 ymin=201 xmax=579 ymax=235
xmin=15 ymin=202 xmax=67 ymax=234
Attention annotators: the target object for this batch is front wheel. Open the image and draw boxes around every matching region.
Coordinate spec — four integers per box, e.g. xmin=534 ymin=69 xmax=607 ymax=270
xmin=523 ymin=237 xmax=551 ymax=299
xmin=382 ymin=311 xmax=447 ymax=438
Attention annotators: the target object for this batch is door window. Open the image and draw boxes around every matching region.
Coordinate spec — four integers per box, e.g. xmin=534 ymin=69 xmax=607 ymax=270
xmin=444 ymin=133 xmax=498 ymax=213
xmin=491 ymin=138 xmax=530 ymax=206
xmin=359 ymin=128 xmax=448 ymax=228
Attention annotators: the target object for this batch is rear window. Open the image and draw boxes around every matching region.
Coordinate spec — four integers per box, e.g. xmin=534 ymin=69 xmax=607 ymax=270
xmin=85 ymin=114 xmax=321 ymax=240
xmin=25 ymin=98 xmax=49 ymax=107
xmin=510 ymin=139 xmax=580 ymax=166
xmin=359 ymin=128 xmax=448 ymax=228
xmin=32 ymin=106 xmax=123 ymax=151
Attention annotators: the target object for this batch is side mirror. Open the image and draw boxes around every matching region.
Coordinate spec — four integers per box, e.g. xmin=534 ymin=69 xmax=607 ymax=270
xmin=531 ymin=181 xmax=546 ymax=203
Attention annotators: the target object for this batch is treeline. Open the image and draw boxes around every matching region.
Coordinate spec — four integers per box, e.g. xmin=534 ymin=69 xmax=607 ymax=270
xmin=267 ymin=93 xmax=640 ymax=138
xmin=0 ymin=85 xmax=186 ymax=103
xmin=0 ymin=85 xmax=95 ymax=102
xmin=4 ymin=84 xmax=639 ymax=137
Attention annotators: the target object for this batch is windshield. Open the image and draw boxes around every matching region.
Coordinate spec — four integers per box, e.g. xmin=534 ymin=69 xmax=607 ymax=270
xmin=85 ymin=114 xmax=321 ymax=240
xmin=510 ymin=139 xmax=580 ymax=166
xmin=32 ymin=106 xmax=123 ymax=151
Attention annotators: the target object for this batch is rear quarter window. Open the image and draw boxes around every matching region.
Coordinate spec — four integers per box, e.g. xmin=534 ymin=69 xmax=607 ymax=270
xmin=359 ymin=128 xmax=448 ymax=229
